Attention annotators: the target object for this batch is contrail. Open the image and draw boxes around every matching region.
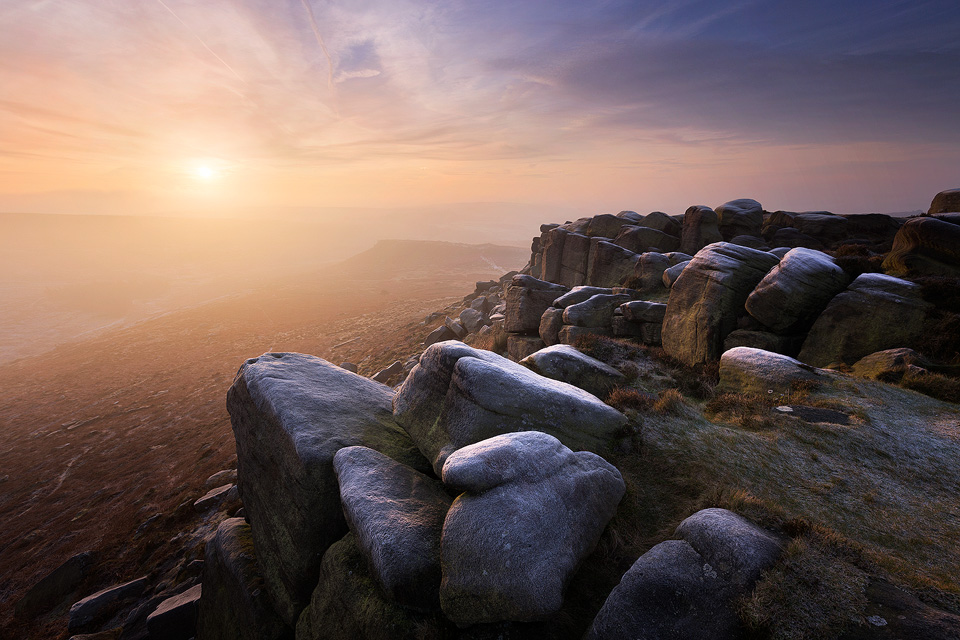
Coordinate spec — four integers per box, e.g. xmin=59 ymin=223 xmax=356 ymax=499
xmin=154 ymin=0 xmax=248 ymax=84
xmin=299 ymin=0 xmax=335 ymax=90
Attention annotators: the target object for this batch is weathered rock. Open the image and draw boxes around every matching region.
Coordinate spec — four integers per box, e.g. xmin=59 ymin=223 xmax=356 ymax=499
xmin=506 ymin=334 xmax=546 ymax=361
xmin=587 ymin=509 xmax=781 ymax=640
xmin=851 ymin=348 xmax=932 ymax=380
xmin=295 ymin=534 xmax=450 ymax=640
xmin=882 ymin=216 xmax=960 ymax=278
xmin=196 ymin=518 xmax=291 ymax=640
xmin=560 ymin=232 xmax=592 ymax=288
xmin=226 ymin=353 xmax=429 ymax=625
xmin=680 ymin=205 xmax=723 ymax=255
xmin=662 ymin=243 xmax=780 ymax=365
xmin=665 ymin=251 xmax=693 ymax=265
xmin=793 ymin=212 xmax=848 ymax=245
xmin=585 ymin=540 xmax=735 ymax=640
xmin=538 ymin=307 xmax=564 ymax=346
xmin=146 ymin=584 xmax=201 ymax=640
xmin=587 ymin=239 xmax=641 ymax=287
xmin=553 ymin=286 xmax=614 ymax=308
xmin=767 ymin=247 xmax=791 ymax=259
xmin=69 ymin=577 xmax=148 ymax=632
xmin=470 ymin=295 xmax=490 ymax=314
xmin=333 ymin=446 xmax=451 ymax=611
xmin=440 ymin=432 xmax=625 ymax=626
xmin=661 ymin=260 xmax=690 ymax=288
xmin=719 ymin=347 xmax=832 ymax=395
xmin=745 ymin=248 xmax=850 ymax=333
xmin=204 ymin=469 xmax=237 ymax=488
xmin=634 ymin=252 xmax=671 ymax=292
xmin=639 ymin=211 xmax=682 ymax=237
xmin=617 ymin=210 xmax=644 ymax=223
xmin=504 ymin=276 xmax=568 ymax=334
xmin=520 ymin=344 xmax=625 ymax=397
xmin=339 ymin=361 xmax=358 ymax=373
xmin=611 ymin=316 xmax=646 ymax=339
xmin=372 ymin=360 xmax=404 ymax=384
xmin=445 ymin=316 xmax=468 ymax=340
xmin=771 ymin=227 xmax=823 ymax=250
xmin=620 ymin=301 xmax=667 ymax=324
xmin=194 ymin=483 xmax=236 ymax=512
xmin=459 ymin=307 xmax=488 ymax=334
xmin=730 ymin=235 xmax=768 ymax=250
xmin=586 ymin=213 xmax=633 ymax=238
xmin=562 ymin=294 xmax=633 ymax=328
xmin=841 ymin=213 xmax=901 ymax=245
xmin=393 ymin=341 xmax=627 ymax=475
xmin=16 ymin=551 xmax=97 ymax=619
xmin=675 ymin=508 xmax=783 ymax=589
xmin=539 ymin=227 xmax=567 ymax=284
xmin=722 ymin=330 xmax=803 ymax=356
xmin=929 ymin=188 xmax=960 ymax=214
xmin=424 ymin=325 xmax=456 ymax=347
xmin=614 ymin=225 xmax=680 ymax=254
xmin=716 ymin=199 xmax=763 ymax=240
xmin=558 ymin=325 xmax=614 ymax=345
xmin=798 ymin=273 xmax=936 ymax=367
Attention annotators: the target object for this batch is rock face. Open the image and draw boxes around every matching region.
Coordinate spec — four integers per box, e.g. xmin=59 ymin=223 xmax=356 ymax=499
xmin=146 ymin=584 xmax=201 ymax=640
xmin=562 ymin=293 xmax=633 ymax=327
xmin=881 ymin=217 xmax=960 ymax=277
xmin=798 ymin=274 xmax=935 ymax=367
xmin=613 ymin=225 xmax=679 ymax=254
xmin=587 ymin=240 xmax=641 ymax=287
xmin=680 ymin=205 xmax=723 ymax=255
xmin=69 ymin=577 xmax=148 ymax=632
xmin=586 ymin=508 xmax=781 ymax=640
xmin=620 ymin=301 xmax=667 ymax=324
xmin=662 ymin=243 xmax=780 ymax=366
xmin=439 ymin=432 xmax=625 ymax=626
xmin=296 ymin=534 xmax=449 ymax=640
xmin=504 ymin=276 xmax=568 ymax=333
xmin=393 ymin=341 xmax=627 ymax=475
xmin=745 ymin=248 xmax=850 ymax=333
xmin=929 ymin=188 xmax=960 ymax=214
xmin=226 ymin=352 xmax=428 ymax=625
xmin=554 ymin=286 xmax=615 ymax=308
xmin=793 ymin=212 xmax=848 ymax=246
xmin=197 ymin=518 xmax=291 ymax=640
xmin=716 ymin=199 xmax=763 ymax=240
xmin=634 ymin=252 xmax=672 ymax=292
xmin=539 ymin=307 xmax=565 ymax=346
xmin=333 ymin=446 xmax=451 ymax=611
xmin=519 ymin=344 xmax=625 ymax=398
xmin=662 ymin=260 xmax=690 ymax=288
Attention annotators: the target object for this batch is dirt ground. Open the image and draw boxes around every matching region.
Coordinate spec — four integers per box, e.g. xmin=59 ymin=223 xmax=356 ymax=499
xmin=0 ymin=244 xmax=523 ymax=638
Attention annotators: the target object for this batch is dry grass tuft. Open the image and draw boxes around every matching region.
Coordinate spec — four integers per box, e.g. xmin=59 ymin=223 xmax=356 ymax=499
xmin=605 ymin=386 xmax=656 ymax=413
xmin=653 ymin=388 xmax=685 ymax=414
xmin=897 ymin=369 xmax=960 ymax=403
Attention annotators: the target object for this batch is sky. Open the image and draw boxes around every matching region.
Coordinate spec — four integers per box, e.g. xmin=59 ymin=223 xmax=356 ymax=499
xmin=1 ymin=0 xmax=959 ymax=218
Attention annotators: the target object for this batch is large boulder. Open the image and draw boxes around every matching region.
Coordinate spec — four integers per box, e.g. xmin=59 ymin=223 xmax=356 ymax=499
xmin=680 ymin=205 xmax=723 ymax=255
xmin=716 ymin=199 xmax=763 ymax=240
xmin=560 ymin=232 xmax=592 ymax=288
xmin=520 ymin=344 xmax=625 ymax=397
xmin=562 ymin=293 xmax=633 ymax=328
xmin=586 ymin=213 xmax=634 ymax=238
xmin=929 ymin=188 xmax=960 ymax=214
xmin=69 ymin=577 xmax=148 ymax=633
xmin=540 ymin=227 xmax=567 ymax=284
xmin=661 ymin=260 xmax=690 ymax=288
xmin=614 ymin=226 xmax=680 ymax=254
xmin=440 ymin=432 xmax=625 ymax=626
xmin=504 ymin=275 xmax=569 ymax=334
xmin=662 ymin=243 xmax=780 ymax=366
xmin=226 ymin=353 xmax=429 ymax=625
xmin=850 ymin=348 xmax=932 ymax=380
xmin=553 ymin=286 xmax=614 ymax=308
xmin=793 ymin=212 xmax=848 ymax=246
xmin=620 ymin=301 xmax=666 ymax=324
xmin=770 ymin=227 xmax=823 ymax=250
xmin=744 ymin=248 xmax=850 ymax=333
xmin=295 ymin=534 xmax=450 ymax=640
xmin=197 ymin=518 xmax=291 ymax=640
xmin=586 ymin=509 xmax=780 ymax=640
xmin=798 ymin=273 xmax=936 ymax=367
xmin=639 ymin=211 xmax=682 ymax=237
xmin=538 ymin=306 xmax=565 ymax=346
xmin=146 ymin=585 xmax=201 ymax=640
xmin=333 ymin=446 xmax=451 ymax=611
xmin=633 ymin=252 xmax=672 ymax=292
xmin=881 ymin=217 xmax=960 ymax=278
xmin=393 ymin=341 xmax=627 ymax=475
xmin=587 ymin=240 xmax=641 ymax=287
xmin=719 ymin=347 xmax=831 ymax=395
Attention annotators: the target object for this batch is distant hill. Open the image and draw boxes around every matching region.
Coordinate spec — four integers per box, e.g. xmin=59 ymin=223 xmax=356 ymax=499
xmin=331 ymin=239 xmax=528 ymax=279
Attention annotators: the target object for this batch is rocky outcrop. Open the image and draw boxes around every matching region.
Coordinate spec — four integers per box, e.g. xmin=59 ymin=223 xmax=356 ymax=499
xmin=226 ymin=353 xmax=428 ymax=625
xmin=798 ymin=274 xmax=936 ymax=367
xmin=393 ymin=341 xmax=627 ymax=475
xmin=586 ymin=508 xmax=781 ymax=640
xmin=716 ymin=199 xmax=763 ymax=240
xmin=69 ymin=577 xmax=148 ymax=633
xmin=745 ymin=248 xmax=850 ymax=333
xmin=718 ymin=347 xmax=832 ymax=395
xmin=850 ymin=348 xmax=932 ymax=380
xmin=587 ymin=240 xmax=642 ymax=287
xmin=440 ymin=431 xmax=625 ymax=626
xmin=333 ymin=446 xmax=451 ymax=612
xmin=146 ymin=584 xmax=201 ymax=640
xmin=881 ymin=216 xmax=960 ymax=278
xmin=662 ymin=243 xmax=780 ymax=365
xmin=929 ymin=188 xmax=960 ymax=214
xmin=503 ymin=275 xmax=568 ymax=334
xmin=197 ymin=518 xmax=291 ymax=640
xmin=562 ymin=293 xmax=633 ymax=327
xmin=520 ymin=344 xmax=625 ymax=397
xmin=680 ymin=205 xmax=723 ymax=255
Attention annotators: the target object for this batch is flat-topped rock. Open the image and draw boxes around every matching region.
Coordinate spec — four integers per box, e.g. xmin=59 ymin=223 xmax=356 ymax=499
xmin=562 ymin=293 xmax=633 ymax=327
xmin=719 ymin=347 xmax=831 ymax=395
xmin=226 ymin=352 xmax=429 ymax=625
xmin=393 ymin=341 xmax=627 ymax=475
xmin=520 ymin=344 xmax=625 ymax=397
xmin=716 ymin=198 xmax=763 ymax=240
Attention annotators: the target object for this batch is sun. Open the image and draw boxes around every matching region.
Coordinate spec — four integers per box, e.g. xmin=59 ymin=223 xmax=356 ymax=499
xmin=194 ymin=165 xmax=216 ymax=180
